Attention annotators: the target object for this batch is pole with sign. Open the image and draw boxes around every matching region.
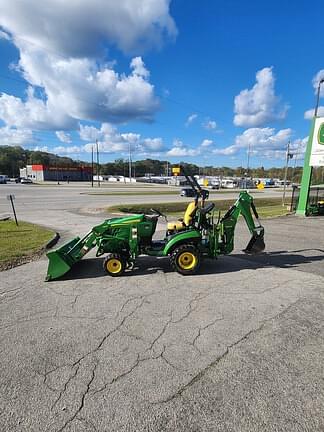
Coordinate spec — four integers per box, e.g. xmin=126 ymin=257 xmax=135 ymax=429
xmin=7 ymin=194 xmax=18 ymax=226
xmin=296 ymin=79 xmax=324 ymax=216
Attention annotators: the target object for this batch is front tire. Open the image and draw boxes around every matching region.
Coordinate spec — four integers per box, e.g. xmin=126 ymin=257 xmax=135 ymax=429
xmin=103 ymin=253 xmax=125 ymax=277
xmin=170 ymin=244 xmax=201 ymax=275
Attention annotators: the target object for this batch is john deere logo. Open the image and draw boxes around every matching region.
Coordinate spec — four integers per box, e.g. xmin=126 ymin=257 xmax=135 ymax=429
xmin=318 ymin=123 xmax=324 ymax=145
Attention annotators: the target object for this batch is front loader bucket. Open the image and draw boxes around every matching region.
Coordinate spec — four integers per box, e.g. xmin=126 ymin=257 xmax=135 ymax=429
xmin=243 ymin=233 xmax=265 ymax=254
xmin=46 ymin=250 xmax=72 ymax=281
xmin=46 ymin=237 xmax=81 ymax=281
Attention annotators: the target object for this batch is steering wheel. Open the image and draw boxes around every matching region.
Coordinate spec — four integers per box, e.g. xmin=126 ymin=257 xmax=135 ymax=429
xmin=150 ymin=208 xmax=166 ymax=218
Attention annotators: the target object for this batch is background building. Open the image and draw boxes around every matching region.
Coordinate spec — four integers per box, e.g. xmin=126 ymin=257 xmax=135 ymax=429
xmin=20 ymin=164 xmax=92 ymax=182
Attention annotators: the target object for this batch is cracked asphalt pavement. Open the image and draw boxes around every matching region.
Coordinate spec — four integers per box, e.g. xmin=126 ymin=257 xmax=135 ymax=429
xmin=1 ymin=183 xmax=324 ymax=431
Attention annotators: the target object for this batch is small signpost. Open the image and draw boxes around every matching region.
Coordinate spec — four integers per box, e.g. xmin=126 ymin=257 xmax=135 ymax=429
xmin=172 ymin=167 xmax=180 ymax=176
xmin=257 ymin=182 xmax=265 ymax=190
xmin=7 ymin=194 xmax=18 ymax=226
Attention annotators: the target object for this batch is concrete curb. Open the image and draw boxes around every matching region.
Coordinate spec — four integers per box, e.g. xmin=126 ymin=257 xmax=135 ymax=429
xmin=0 ymin=215 xmax=11 ymax=221
xmin=45 ymin=232 xmax=60 ymax=249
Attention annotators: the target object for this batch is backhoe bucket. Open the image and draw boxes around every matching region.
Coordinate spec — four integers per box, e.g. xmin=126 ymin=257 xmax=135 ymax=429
xmin=243 ymin=233 xmax=265 ymax=254
xmin=46 ymin=237 xmax=81 ymax=281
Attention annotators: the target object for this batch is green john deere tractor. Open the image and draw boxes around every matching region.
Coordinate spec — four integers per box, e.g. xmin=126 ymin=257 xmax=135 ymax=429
xmin=46 ymin=169 xmax=265 ymax=281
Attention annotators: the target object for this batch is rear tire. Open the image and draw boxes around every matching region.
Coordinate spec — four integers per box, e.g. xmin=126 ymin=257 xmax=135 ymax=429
xmin=103 ymin=253 xmax=125 ymax=277
xmin=170 ymin=244 xmax=201 ymax=275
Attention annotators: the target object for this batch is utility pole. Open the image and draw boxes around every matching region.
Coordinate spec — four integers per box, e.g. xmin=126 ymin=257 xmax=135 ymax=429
xmin=245 ymin=142 xmax=252 ymax=189
xmin=282 ymin=140 xmax=293 ymax=206
xmin=91 ymin=145 xmax=94 ymax=187
xmin=128 ymin=142 xmax=132 ymax=182
xmin=96 ymin=139 xmax=100 ymax=187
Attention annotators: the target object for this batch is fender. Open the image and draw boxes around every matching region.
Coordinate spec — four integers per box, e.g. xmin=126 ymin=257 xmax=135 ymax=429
xmin=163 ymin=229 xmax=201 ymax=256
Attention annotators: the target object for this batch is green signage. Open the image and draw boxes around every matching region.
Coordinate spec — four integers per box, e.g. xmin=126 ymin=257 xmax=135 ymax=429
xmin=318 ymin=123 xmax=324 ymax=145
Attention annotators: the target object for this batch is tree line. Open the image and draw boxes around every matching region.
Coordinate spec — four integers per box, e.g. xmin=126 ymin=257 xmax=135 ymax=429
xmin=1 ymin=145 xmax=324 ymax=184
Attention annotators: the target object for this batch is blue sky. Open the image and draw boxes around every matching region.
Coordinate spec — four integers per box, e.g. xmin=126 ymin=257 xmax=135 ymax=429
xmin=0 ymin=0 xmax=324 ymax=168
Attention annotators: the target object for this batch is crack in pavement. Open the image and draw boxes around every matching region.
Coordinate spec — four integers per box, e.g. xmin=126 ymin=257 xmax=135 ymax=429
xmin=43 ymin=297 xmax=147 ymax=430
xmin=91 ymin=353 xmax=141 ymax=395
xmin=90 ymin=343 xmax=178 ymax=397
xmin=51 ymin=364 xmax=81 ymax=410
xmin=191 ymin=315 xmax=225 ymax=354
xmin=152 ymin=297 xmax=305 ymax=404
xmin=148 ymin=312 xmax=173 ymax=352
xmin=75 ymin=416 xmax=98 ymax=432
xmin=55 ymin=359 xmax=99 ymax=432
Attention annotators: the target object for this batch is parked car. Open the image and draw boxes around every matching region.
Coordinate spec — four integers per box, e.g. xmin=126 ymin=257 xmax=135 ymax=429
xmin=180 ymin=187 xmax=196 ymax=197
xmin=0 ymin=175 xmax=7 ymax=184
xmin=20 ymin=177 xmax=33 ymax=184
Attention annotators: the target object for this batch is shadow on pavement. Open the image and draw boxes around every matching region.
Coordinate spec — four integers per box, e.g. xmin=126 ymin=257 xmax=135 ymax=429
xmin=54 ymin=248 xmax=324 ymax=281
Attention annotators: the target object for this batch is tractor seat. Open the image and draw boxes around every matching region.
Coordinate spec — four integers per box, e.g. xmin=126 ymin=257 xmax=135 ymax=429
xmin=167 ymin=201 xmax=198 ymax=232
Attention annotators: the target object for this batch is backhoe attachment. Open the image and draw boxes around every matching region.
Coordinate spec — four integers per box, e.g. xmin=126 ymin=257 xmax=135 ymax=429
xmin=243 ymin=230 xmax=265 ymax=254
xmin=242 ymin=200 xmax=265 ymax=254
xmin=220 ymin=191 xmax=265 ymax=255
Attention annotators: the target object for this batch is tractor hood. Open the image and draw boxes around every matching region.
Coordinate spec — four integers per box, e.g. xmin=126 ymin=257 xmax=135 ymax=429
xmin=102 ymin=214 xmax=145 ymax=227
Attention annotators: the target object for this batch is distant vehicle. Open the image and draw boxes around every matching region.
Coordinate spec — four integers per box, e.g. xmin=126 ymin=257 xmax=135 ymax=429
xmin=180 ymin=187 xmax=196 ymax=197
xmin=20 ymin=177 xmax=33 ymax=184
xmin=221 ymin=179 xmax=238 ymax=189
xmin=210 ymin=184 xmax=220 ymax=190
xmin=0 ymin=175 xmax=7 ymax=184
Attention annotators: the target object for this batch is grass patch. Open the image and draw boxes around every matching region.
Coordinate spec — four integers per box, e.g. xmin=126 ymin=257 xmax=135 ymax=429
xmin=0 ymin=220 xmax=54 ymax=269
xmin=82 ymin=191 xmax=180 ymax=196
xmin=107 ymin=197 xmax=291 ymax=219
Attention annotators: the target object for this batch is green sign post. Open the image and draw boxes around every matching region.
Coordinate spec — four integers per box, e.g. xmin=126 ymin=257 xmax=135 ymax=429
xmin=296 ymin=119 xmax=315 ymax=216
xmin=296 ymin=79 xmax=324 ymax=216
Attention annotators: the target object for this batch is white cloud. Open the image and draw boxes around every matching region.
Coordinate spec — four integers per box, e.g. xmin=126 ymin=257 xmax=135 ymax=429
xmin=79 ymin=122 xmax=165 ymax=155
xmin=55 ymin=131 xmax=72 ymax=144
xmin=33 ymin=145 xmax=49 ymax=152
xmin=212 ymin=145 xmax=238 ymax=156
xmin=234 ymin=67 xmax=288 ymax=127
xmin=166 ymin=138 xmax=202 ymax=157
xmin=304 ymin=106 xmax=324 ymax=119
xmin=201 ymin=139 xmax=213 ymax=147
xmin=0 ymin=53 xmax=159 ymax=129
xmin=0 ymin=0 xmax=177 ymax=57
xmin=304 ymin=70 xmax=324 ymax=119
xmin=203 ymin=119 xmax=217 ymax=130
xmin=130 ymin=57 xmax=150 ymax=79
xmin=0 ymin=87 xmax=76 ymax=130
xmin=185 ymin=113 xmax=198 ymax=126
xmin=312 ymin=70 xmax=324 ymax=96
xmin=0 ymin=29 xmax=10 ymax=40
xmin=0 ymin=126 xmax=33 ymax=146
xmin=0 ymin=1 xmax=176 ymax=130
xmin=213 ymin=127 xmax=293 ymax=159
xmin=53 ymin=145 xmax=81 ymax=154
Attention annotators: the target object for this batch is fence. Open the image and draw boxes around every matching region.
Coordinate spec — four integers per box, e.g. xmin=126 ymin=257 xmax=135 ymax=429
xmin=291 ymin=185 xmax=324 ymax=214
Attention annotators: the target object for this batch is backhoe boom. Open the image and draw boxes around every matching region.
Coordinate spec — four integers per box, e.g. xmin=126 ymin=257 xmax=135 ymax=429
xmin=219 ymin=191 xmax=265 ymax=255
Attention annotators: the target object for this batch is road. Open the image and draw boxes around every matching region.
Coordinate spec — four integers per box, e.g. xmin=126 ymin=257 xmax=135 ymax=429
xmin=1 ymin=182 xmax=324 ymax=432
xmin=0 ymin=182 xmax=288 ymax=232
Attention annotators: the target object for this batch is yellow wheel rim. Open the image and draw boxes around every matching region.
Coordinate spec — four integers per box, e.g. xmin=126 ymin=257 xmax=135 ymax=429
xmin=106 ymin=258 xmax=122 ymax=274
xmin=178 ymin=252 xmax=197 ymax=270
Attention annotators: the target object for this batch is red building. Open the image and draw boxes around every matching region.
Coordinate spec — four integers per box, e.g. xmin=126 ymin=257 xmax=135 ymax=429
xmin=20 ymin=164 xmax=92 ymax=182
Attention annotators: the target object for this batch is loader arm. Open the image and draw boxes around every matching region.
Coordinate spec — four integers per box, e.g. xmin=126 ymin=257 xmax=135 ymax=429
xmin=46 ymin=220 xmax=113 ymax=281
xmin=219 ymin=191 xmax=265 ymax=255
